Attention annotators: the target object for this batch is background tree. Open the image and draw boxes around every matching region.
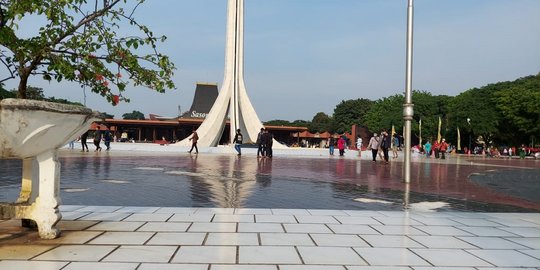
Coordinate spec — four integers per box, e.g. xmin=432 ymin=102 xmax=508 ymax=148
xmin=412 ymin=91 xmax=452 ymax=143
xmin=332 ymin=98 xmax=373 ymax=134
xmin=493 ymin=73 xmax=540 ymax=139
xmin=447 ymin=86 xmax=502 ymax=146
xmin=308 ymin=112 xmax=333 ymax=133
xmin=122 ymin=110 xmax=145 ymax=120
xmin=0 ymin=0 xmax=175 ymax=105
xmin=0 ymin=83 xmax=14 ymax=99
xmin=364 ymin=94 xmax=403 ymax=134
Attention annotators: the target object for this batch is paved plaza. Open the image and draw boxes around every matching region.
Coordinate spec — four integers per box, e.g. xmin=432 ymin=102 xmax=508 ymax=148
xmin=1 ymin=144 xmax=539 ymax=269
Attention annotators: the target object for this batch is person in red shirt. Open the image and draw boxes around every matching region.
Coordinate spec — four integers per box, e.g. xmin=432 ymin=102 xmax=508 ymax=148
xmin=337 ymin=136 xmax=346 ymax=157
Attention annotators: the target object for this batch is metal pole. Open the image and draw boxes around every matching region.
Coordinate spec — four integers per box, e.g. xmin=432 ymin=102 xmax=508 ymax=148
xmin=403 ymin=0 xmax=414 ymax=183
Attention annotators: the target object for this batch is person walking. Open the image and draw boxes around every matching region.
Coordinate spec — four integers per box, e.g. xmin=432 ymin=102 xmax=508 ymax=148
xmin=356 ymin=136 xmax=363 ymax=157
xmin=367 ymin=133 xmax=380 ymax=162
xmin=188 ymin=128 xmax=199 ymax=154
xmin=233 ymin=129 xmax=243 ymax=156
xmin=93 ymin=126 xmax=102 ymax=152
xmin=80 ymin=131 xmax=89 ymax=152
xmin=256 ymin=128 xmax=264 ymax=158
xmin=433 ymin=140 xmax=440 ymax=159
xmin=392 ymin=134 xmax=399 ymax=159
xmin=380 ymin=130 xmax=391 ymax=164
xmin=439 ymin=138 xmax=448 ymax=159
xmin=328 ymin=137 xmax=336 ymax=156
xmin=265 ymin=129 xmax=274 ymax=158
xmin=104 ymin=129 xmax=112 ymax=151
xmin=424 ymin=141 xmax=432 ymax=158
xmin=337 ymin=136 xmax=346 ymax=156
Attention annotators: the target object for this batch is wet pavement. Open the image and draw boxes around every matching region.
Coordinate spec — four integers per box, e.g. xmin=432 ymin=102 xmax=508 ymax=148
xmin=1 ymin=149 xmax=539 ymax=212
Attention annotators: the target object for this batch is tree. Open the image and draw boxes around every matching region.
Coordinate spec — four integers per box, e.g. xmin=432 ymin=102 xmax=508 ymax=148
xmin=122 ymin=110 xmax=145 ymax=120
xmin=0 ymin=0 xmax=175 ymax=105
xmin=364 ymin=94 xmax=403 ymax=134
xmin=493 ymin=74 xmax=540 ymax=137
xmin=333 ymin=98 xmax=373 ymax=133
xmin=0 ymin=83 xmax=14 ymax=99
xmin=308 ymin=112 xmax=333 ymax=133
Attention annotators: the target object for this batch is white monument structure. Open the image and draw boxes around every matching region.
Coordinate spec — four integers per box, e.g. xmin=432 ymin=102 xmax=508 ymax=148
xmin=178 ymin=0 xmax=283 ymax=148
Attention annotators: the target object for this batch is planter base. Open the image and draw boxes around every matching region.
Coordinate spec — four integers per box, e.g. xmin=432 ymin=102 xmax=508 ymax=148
xmin=1 ymin=99 xmax=100 ymax=239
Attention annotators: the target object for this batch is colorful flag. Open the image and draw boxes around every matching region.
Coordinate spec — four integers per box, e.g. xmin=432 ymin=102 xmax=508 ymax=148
xmin=457 ymin=127 xmax=461 ymax=151
xmin=419 ymin=119 xmax=422 ymax=147
xmin=437 ymin=116 xmax=442 ymax=143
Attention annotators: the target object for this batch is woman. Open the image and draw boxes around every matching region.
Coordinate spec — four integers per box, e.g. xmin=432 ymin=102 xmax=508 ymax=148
xmin=337 ymin=136 xmax=346 ymax=156
xmin=367 ymin=133 xmax=379 ymax=162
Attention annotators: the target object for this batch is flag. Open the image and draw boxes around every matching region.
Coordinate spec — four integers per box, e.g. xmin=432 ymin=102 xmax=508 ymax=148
xmin=437 ymin=116 xmax=442 ymax=143
xmin=419 ymin=119 xmax=422 ymax=147
xmin=457 ymin=127 xmax=461 ymax=151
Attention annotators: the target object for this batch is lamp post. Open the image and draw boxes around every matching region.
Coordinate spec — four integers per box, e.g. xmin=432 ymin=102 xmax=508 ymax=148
xmin=467 ymin=118 xmax=471 ymax=154
xmin=403 ymin=0 xmax=414 ymax=183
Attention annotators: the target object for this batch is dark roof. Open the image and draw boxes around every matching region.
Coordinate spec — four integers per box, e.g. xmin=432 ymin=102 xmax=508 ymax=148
xmin=181 ymin=83 xmax=219 ymax=119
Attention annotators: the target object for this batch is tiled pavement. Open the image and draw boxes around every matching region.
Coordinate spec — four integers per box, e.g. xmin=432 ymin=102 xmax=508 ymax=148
xmin=1 ymin=205 xmax=539 ymax=269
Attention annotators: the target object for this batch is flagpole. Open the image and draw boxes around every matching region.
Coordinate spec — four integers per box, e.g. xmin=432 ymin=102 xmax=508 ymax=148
xmin=403 ymin=0 xmax=414 ymax=184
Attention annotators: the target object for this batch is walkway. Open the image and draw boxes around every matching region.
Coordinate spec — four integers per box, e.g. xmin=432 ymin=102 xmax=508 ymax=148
xmin=1 ymin=144 xmax=539 ymax=269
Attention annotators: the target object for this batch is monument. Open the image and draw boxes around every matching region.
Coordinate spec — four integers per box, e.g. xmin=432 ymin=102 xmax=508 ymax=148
xmin=177 ymin=0 xmax=283 ymax=148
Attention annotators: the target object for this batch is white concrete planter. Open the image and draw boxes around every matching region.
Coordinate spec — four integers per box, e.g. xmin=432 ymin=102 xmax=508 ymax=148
xmin=0 ymin=98 xmax=101 ymax=239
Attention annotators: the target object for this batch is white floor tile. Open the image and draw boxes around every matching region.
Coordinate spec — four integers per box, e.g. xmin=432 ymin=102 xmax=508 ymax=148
xmin=307 ymin=209 xmax=348 ymax=216
xmin=295 ymin=215 xmax=339 ymax=224
xmin=298 ymin=246 xmax=366 ymax=265
xmin=373 ymin=217 xmax=423 ymax=226
xmin=103 ymin=245 xmax=177 ymax=263
xmin=33 ymin=245 xmax=117 ymax=261
xmin=88 ymin=221 xmax=145 ymax=231
xmin=63 ymin=262 xmax=138 ymax=270
xmin=334 ymin=216 xmax=381 ymax=225
xmin=450 ymin=218 xmax=502 ymax=227
xmin=137 ymin=222 xmax=190 ymax=232
xmin=169 ymin=214 xmax=214 ymax=222
xmin=213 ymin=214 xmax=254 ymax=223
xmin=413 ymin=225 xmax=473 ymax=236
xmin=470 ymin=249 xmax=540 ymax=267
xmin=77 ymin=206 xmax=123 ymax=212
xmin=123 ymin=213 xmax=172 ymax=222
xmin=172 ymin=246 xmax=236 ymax=264
xmin=499 ymin=227 xmax=540 ymax=237
xmin=61 ymin=211 xmax=92 ymax=220
xmin=354 ymin=247 xmax=430 ymax=266
xmin=138 ymin=263 xmax=209 ymax=270
xmin=188 ymin=222 xmax=237 ymax=233
xmin=195 ymin=208 xmax=235 ymax=214
xmin=411 ymin=267 xmax=476 ymax=270
xmin=458 ymin=236 xmax=531 ymax=249
xmin=310 ymin=233 xmax=369 ymax=247
xmin=369 ymin=225 xmax=428 ymax=236
xmin=504 ymin=237 xmax=540 ymax=249
xmin=79 ymin=212 xmax=130 ymax=221
xmin=328 ymin=224 xmax=380 ymax=235
xmin=115 ymin=207 xmax=160 ymax=213
xmin=280 ymin=265 xmax=345 ymax=270
xmin=284 ymin=224 xmax=332 ymax=233
xmin=234 ymin=208 xmax=273 ymax=215
xmin=489 ymin=218 xmax=540 ymax=227
xmin=346 ymin=266 xmax=410 ymax=270
xmin=60 ymin=205 xmax=86 ymax=212
xmin=271 ymin=209 xmax=310 ymax=215
xmin=146 ymin=232 xmax=205 ymax=245
xmin=260 ymin=233 xmax=314 ymax=246
xmin=360 ymin=235 xmax=424 ymax=248
xmin=57 ymin=220 xmax=99 ymax=231
xmin=0 ymin=260 xmax=68 ymax=270
xmin=256 ymin=215 xmax=297 ymax=223
xmin=89 ymin=231 xmax=154 ymax=245
xmin=0 ymin=245 xmax=56 ymax=259
xmin=411 ymin=248 xmax=492 ymax=267
xmin=408 ymin=235 xmax=477 ymax=249
xmin=205 ymin=232 xmax=258 ymax=245
xmin=343 ymin=210 xmax=387 ymax=217
xmin=154 ymin=207 xmax=197 ymax=214
xmin=239 ymin=246 xmax=301 ymax=264
xmin=211 ymin=265 xmax=277 ymax=270
xmin=238 ymin=223 xmax=284 ymax=233
xmin=35 ymin=231 xmax=102 ymax=244
xmin=456 ymin=226 xmax=519 ymax=237
xmin=410 ymin=217 xmax=462 ymax=226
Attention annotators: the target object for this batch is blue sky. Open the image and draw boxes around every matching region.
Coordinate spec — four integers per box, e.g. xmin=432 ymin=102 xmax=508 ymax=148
xmin=2 ymin=0 xmax=539 ymax=121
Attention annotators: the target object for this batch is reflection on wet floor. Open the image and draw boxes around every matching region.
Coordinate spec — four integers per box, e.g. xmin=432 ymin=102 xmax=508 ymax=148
xmin=0 ymin=153 xmax=538 ymax=212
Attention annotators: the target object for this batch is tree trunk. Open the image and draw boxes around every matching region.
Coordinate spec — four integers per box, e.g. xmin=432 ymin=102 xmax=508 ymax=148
xmin=18 ymin=72 xmax=28 ymax=99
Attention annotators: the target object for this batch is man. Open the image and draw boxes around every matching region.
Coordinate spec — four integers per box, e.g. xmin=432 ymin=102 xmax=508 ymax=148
xmin=93 ymin=126 xmax=102 ymax=152
xmin=80 ymin=130 xmax=89 ymax=152
xmin=233 ymin=129 xmax=243 ymax=156
xmin=367 ymin=133 xmax=379 ymax=162
xmin=188 ymin=128 xmax=199 ymax=154
xmin=380 ymin=130 xmax=391 ymax=164
xmin=256 ymin=127 xmax=264 ymax=157
xmin=265 ymin=129 xmax=274 ymax=158
xmin=439 ymin=138 xmax=448 ymax=159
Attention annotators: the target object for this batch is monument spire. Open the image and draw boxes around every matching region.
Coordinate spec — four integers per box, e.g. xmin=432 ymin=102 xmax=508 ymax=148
xmin=178 ymin=0 xmax=282 ymax=148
